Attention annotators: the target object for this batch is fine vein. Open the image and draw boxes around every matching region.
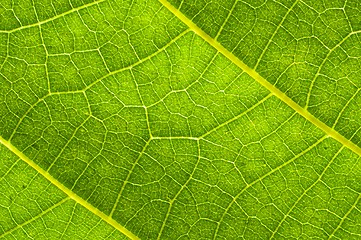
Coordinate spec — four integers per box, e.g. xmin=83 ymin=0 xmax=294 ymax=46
xmin=0 ymin=136 xmax=140 ymax=240
xmin=0 ymin=0 xmax=105 ymax=33
xmin=158 ymin=0 xmax=361 ymax=157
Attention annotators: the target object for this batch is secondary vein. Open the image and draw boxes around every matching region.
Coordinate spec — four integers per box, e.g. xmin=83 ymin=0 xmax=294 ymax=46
xmin=0 ymin=0 xmax=105 ymax=33
xmin=0 ymin=136 xmax=140 ymax=240
xmin=158 ymin=0 xmax=361 ymax=157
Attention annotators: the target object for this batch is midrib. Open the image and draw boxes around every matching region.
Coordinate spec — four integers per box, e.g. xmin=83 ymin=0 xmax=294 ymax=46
xmin=158 ymin=0 xmax=361 ymax=157
xmin=0 ymin=136 xmax=139 ymax=240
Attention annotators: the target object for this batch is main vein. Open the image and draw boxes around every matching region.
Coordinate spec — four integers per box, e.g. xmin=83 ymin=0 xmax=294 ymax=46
xmin=0 ymin=136 xmax=140 ymax=240
xmin=158 ymin=0 xmax=361 ymax=157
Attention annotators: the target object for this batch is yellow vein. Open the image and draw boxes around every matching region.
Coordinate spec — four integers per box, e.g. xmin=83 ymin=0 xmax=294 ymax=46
xmin=305 ymin=30 xmax=361 ymax=108
xmin=110 ymin=138 xmax=152 ymax=217
xmin=328 ymin=191 xmax=361 ymax=239
xmin=8 ymin=28 xmax=190 ymax=142
xmin=157 ymin=139 xmax=201 ymax=240
xmin=212 ymin=135 xmax=328 ymax=239
xmin=200 ymin=93 xmax=273 ymax=139
xmin=254 ymin=0 xmax=299 ymax=70
xmin=332 ymin=88 xmax=360 ymax=128
xmin=0 ymin=0 xmax=105 ymax=33
xmin=158 ymin=0 xmax=361 ymax=157
xmin=214 ymin=0 xmax=238 ymax=40
xmin=0 ymin=197 xmax=70 ymax=238
xmin=54 ymin=28 xmax=191 ymax=95
xmin=0 ymin=136 xmax=140 ymax=240
xmin=270 ymin=145 xmax=344 ymax=239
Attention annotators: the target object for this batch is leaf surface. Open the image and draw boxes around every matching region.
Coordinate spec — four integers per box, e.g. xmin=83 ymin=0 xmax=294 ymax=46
xmin=0 ymin=0 xmax=361 ymax=239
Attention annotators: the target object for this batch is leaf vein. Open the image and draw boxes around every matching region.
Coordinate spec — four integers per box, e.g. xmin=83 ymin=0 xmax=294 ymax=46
xmin=212 ymin=135 xmax=328 ymax=238
xmin=158 ymin=0 xmax=361 ymax=157
xmin=0 ymin=136 xmax=140 ymax=240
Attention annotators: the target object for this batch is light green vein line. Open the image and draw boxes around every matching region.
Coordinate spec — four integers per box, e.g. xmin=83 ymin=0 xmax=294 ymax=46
xmin=332 ymin=88 xmax=360 ymax=128
xmin=0 ymin=136 xmax=140 ymax=240
xmin=53 ymin=28 xmax=191 ymax=96
xmin=110 ymin=138 xmax=152 ymax=218
xmin=270 ymin=145 xmax=344 ymax=239
xmin=305 ymin=30 xmax=361 ymax=108
xmin=0 ymin=0 xmax=105 ymax=33
xmin=7 ymin=28 xmax=191 ymax=142
xmin=212 ymin=135 xmax=328 ymax=239
xmin=200 ymin=93 xmax=273 ymax=139
xmin=254 ymin=0 xmax=299 ymax=70
xmin=0 ymin=197 xmax=70 ymax=238
xmin=214 ymin=0 xmax=238 ymax=40
xmin=158 ymin=0 xmax=361 ymax=157
xmin=328 ymin=191 xmax=361 ymax=239
xmin=157 ymin=139 xmax=201 ymax=240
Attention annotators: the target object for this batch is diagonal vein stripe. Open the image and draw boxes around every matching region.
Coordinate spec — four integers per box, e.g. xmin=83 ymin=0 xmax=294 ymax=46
xmin=158 ymin=0 xmax=361 ymax=157
xmin=0 ymin=136 xmax=140 ymax=240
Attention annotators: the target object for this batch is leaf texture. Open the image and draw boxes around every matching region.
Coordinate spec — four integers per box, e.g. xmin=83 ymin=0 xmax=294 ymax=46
xmin=0 ymin=0 xmax=361 ymax=239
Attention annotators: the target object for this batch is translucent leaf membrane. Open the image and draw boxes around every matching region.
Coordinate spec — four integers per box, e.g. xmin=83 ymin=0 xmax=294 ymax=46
xmin=0 ymin=0 xmax=361 ymax=239
xmin=167 ymin=0 xmax=361 ymax=148
xmin=0 ymin=144 xmax=128 ymax=240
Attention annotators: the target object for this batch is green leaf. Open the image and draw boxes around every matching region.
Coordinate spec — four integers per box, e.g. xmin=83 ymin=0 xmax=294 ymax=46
xmin=0 ymin=0 xmax=361 ymax=239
